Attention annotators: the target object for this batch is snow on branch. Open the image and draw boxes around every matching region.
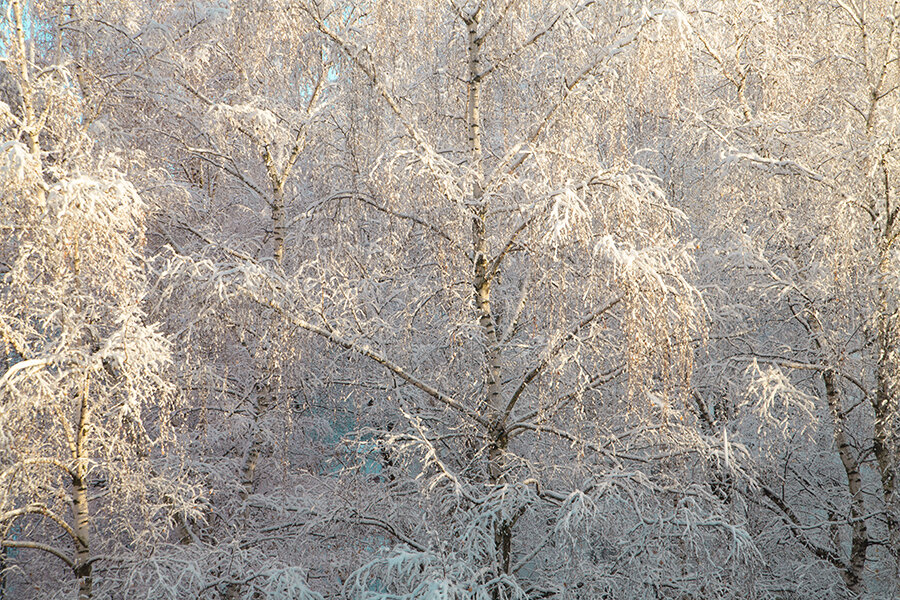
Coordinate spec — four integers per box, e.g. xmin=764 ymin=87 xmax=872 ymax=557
xmin=0 ymin=140 xmax=40 ymax=187
xmin=347 ymin=545 xmax=526 ymax=600
xmin=722 ymin=149 xmax=824 ymax=182
xmin=743 ymin=359 xmax=816 ymax=434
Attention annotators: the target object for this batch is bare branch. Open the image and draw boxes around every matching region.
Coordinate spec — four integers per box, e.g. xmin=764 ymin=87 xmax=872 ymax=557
xmin=1 ymin=539 xmax=74 ymax=570
xmin=501 ymin=296 xmax=622 ymax=423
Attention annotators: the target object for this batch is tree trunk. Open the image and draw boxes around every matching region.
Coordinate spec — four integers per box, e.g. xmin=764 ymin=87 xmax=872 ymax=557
xmin=823 ymin=367 xmax=868 ymax=597
xmin=808 ymin=309 xmax=868 ymax=596
xmin=463 ymin=7 xmax=514 ymax=588
xmin=240 ymin=381 xmax=273 ymax=501
xmin=71 ymin=470 xmax=92 ymax=600
xmin=240 ymin=167 xmax=285 ymax=501
xmin=272 ymin=183 xmax=286 ymax=265
xmin=874 ymin=297 xmax=899 ymax=573
xmin=73 ymin=382 xmax=92 ymax=600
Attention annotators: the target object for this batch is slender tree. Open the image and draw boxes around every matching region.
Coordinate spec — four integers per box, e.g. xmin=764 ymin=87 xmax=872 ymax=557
xmin=0 ymin=2 xmax=181 ymax=598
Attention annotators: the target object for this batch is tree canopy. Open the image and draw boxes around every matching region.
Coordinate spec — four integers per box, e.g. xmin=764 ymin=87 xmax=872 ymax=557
xmin=1 ymin=1 xmax=899 ymax=599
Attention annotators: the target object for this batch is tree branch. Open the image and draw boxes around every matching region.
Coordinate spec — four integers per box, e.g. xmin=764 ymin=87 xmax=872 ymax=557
xmin=241 ymin=286 xmax=489 ymax=428
xmin=501 ymin=296 xmax=622 ymax=423
xmin=1 ymin=539 xmax=74 ymax=570
xmin=485 ymin=10 xmax=654 ymax=191
xmin=759 ymin=484 xmax=845 ymax=570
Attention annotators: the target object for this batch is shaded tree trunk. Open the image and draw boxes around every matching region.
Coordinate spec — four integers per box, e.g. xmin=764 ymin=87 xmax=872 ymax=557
xmin=823 ymin=367 xmax=868 ymax=597
xmin=73 ymin=384 xmax=92 ymax=600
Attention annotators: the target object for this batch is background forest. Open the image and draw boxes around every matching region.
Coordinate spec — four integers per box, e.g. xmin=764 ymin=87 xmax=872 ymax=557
xmin=1 ymin=0 xmax=899 ymax=598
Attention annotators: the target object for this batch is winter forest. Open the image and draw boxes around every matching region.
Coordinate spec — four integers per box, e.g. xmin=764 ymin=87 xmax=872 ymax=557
xmin=2 ymin=0 xmax=900 ymax=598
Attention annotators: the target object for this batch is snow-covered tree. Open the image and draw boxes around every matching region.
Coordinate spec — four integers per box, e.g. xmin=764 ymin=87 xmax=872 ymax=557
xmin=0 ymin=2 xmax=183 ymax=598
xmin=679 ymin=0 xmax=900 ymax=596
xmin=143 ymin=1 xmax=762 ymax=598
xmin=7 ymin=0 xmax=900 ymax=598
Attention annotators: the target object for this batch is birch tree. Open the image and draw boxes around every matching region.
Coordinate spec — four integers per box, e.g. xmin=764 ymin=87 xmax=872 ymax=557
xmin=0 ymin=2 xmax=183 ymax=598
xmin=92 ymin=4 xmax=348 ymax=597
xmin=13 ymin=0 xmax=900 ymax=598
xmin=148 ymin=1 xmax=763 ymax=598
xmin=679 ymin=1 xmax=900 ymax=596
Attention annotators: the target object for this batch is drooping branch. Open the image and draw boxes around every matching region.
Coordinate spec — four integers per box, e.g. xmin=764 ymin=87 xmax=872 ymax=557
xmin=0 ymin=503 xmax=79 ymax=544
xmin=508 ymin=363 xmax=624 ymax=433
xmin=758 ymin=485 xmax=845 ymax=570
xmin=0 ymin=357 xmax=52 ymax=389
xmin=0 ymin=458 xmax=76 ymax=513
xmin=728 ymin=352 xmax=868 ymax=396
xmin=302 ymin=6 xmax=463 ymax=203
xmin=476 ymin=0 xmax=597 ymax=79
xmin=506 ymin=422 xmax=642 ymax=465
xmin=316 ymin=190 xmax=461 ymax=253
